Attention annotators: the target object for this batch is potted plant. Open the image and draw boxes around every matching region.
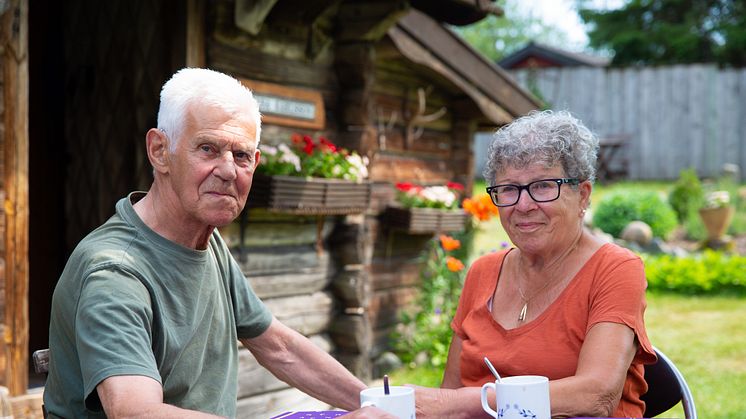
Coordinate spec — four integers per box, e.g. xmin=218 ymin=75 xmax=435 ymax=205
xmin=249 ymin=133 xmax=371 ymax=214
xmin=383 ymin=182 xmax=467 ymax=233
xmin=698 ymin=190 xmax=735 ymax=242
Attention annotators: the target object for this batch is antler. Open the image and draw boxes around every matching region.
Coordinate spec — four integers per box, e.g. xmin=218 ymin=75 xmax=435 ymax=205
xmin=404 ymin=87 xmax=447 ymax=148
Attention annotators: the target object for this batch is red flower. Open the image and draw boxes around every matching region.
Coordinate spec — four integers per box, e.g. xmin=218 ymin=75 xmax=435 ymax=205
xmin=302 ymin=135 xmax=315 ymax=155
xmin=396 ymin=182 xmax=414 ymax=192
xmin=447 ymin=181 xmax=464 ymax=191
xmin=291 ymin=133 xmax=303 ymax=144
xmin=318 ymin=137 xmax=338 ymax=153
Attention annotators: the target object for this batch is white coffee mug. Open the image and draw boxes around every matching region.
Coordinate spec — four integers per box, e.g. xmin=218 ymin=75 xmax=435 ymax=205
xmin=480 ymin=375 xmax=550 ymax=419
xmin=360 ymin=386 xmax=416 ymax=419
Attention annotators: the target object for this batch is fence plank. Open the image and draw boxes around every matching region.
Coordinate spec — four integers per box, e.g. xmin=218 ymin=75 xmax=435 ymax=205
xmin=507 ymin=65 xmax=746 ymax=180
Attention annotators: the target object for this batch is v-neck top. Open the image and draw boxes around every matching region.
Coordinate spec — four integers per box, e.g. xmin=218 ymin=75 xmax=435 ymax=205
xmin=451 ymin=243 xmax=656 ymax=418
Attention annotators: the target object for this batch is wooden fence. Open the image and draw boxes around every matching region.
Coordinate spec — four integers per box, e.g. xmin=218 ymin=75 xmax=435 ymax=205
xmin=480 ymin=64 xmax=746 ymax=181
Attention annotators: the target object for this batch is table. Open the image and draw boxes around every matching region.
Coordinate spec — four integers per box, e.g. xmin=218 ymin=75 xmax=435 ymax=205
xmin=271 ymin=411 xmax=347 ymax=418
xmin=597 ymin=135 xmax=629 ymax=182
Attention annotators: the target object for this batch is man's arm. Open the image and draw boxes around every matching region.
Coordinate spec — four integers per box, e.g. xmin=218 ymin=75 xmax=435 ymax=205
xmin=97 ymin=375 xmax=224 ymax=418
xmin=242 ymin=318 xmax=366 ymax=411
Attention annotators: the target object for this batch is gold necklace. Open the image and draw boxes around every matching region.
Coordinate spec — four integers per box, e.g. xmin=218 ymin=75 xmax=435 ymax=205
xmin=515 ymin=233 xmax=581 ymax=322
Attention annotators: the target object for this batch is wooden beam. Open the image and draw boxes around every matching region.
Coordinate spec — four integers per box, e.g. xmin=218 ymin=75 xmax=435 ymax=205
xmin=1 ymin=0 xmax=29 ymax=395
xmin=186 ymin=0 xmax=206 ymax=68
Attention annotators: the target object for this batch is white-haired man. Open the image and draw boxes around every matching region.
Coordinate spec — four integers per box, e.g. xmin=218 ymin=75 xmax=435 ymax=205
xmin=45 ymin=68 xmax=388 ymax=418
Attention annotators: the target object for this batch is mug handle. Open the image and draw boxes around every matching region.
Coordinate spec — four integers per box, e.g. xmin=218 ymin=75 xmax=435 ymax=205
xmin=361 ymin=401 xmax=377 ymax=408
xmin=481 ymin=382 xmax=498 ymax=417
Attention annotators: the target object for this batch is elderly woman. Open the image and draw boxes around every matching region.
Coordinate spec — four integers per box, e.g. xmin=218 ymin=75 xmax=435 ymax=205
xmin=414 ymin=110 xmax=656 ymax=418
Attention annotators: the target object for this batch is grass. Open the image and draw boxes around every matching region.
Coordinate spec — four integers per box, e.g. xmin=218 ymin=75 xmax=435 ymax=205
xmin=389 ymin=180 xmax=746 ymax=417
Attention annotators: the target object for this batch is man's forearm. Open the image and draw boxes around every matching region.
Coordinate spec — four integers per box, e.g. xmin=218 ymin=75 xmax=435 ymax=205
xmin=243 ymin=320 xmax=366 ymax=412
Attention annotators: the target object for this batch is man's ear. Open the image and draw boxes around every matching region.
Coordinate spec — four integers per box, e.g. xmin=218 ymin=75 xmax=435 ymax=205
xmin=253 ymin=149 xmax=261 ymax=172
xmin=146 ymin=128 xmax=170 ymax=174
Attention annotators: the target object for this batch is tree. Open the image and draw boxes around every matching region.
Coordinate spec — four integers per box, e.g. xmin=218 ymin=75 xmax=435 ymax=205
xmin=452 ymin=1 xmax=570 ymax=62
xmin=579 ymin=0 xmax=746 ymax=66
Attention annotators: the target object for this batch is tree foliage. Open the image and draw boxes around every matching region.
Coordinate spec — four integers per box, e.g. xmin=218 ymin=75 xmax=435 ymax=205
xmin=453 ymin=1 xmax=569 ymax=62
xmin=579 ymin=0 xmax=746 ymax=66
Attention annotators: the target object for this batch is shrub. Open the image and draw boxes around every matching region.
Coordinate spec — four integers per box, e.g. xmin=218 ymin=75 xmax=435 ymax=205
xmin=668 ymin=168 xmax=704 ymax=223
xmin=593 ymin=190 xmax=678 ymax=239
xmin=644 ymin=251 xmax=746 ymax=295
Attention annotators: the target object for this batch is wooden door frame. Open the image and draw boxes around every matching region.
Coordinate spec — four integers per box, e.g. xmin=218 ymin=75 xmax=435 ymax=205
xmin=1 ymin=0 xmax=30 ymax=395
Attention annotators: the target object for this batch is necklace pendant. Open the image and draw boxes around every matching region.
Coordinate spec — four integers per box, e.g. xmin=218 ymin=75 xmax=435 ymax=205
xmin=518 ymin=302 xmax=528 ymax=322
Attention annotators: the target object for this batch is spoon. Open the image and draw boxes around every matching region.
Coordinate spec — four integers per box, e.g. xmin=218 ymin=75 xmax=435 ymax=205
xmin=484 ymin=357 xmax=502 ymax=382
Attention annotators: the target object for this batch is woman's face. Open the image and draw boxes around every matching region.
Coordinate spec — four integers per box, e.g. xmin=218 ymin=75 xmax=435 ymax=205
xmin=495 ymin=162 xmax=591 ymax=255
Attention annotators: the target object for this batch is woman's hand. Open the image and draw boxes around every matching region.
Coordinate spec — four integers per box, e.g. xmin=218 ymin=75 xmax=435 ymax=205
xmin=408 ymin=384 xmax=489 ymax=419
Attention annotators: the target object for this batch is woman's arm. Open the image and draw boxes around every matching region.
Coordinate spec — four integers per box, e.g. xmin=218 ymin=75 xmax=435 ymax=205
xmin=549 ymin=322 xmax=637 ymax=418
xmin=411 ymin=335 xmax=493 ymax=418
xmin=417 ymin=323 xmax=636 ymax=418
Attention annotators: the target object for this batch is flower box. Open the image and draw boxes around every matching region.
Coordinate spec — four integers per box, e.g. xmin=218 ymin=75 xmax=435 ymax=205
xmin=383 ymin=206 xmax=467 ymax=233
xmin=248 ymin=173 xmax=371 ymax=215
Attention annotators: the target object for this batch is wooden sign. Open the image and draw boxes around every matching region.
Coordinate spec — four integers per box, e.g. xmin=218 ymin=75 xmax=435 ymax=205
xmin=240 ymin=78 xmax=325 ymax=129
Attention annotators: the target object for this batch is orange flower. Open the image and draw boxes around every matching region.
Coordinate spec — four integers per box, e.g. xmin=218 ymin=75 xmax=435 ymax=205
xmin=439 ymin=234 xmax=461 ymax=251
xmin=446 ymin=256 xmax=465 ymax=272
xmin=463 ymin=193 xmax=499 ymax=221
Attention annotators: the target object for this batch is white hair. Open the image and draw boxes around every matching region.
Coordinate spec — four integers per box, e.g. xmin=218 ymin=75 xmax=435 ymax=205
xmin=483 ymin=110 xmax=599 ymax=185
xmin=157 ymin=68 xmax=261 ymax=150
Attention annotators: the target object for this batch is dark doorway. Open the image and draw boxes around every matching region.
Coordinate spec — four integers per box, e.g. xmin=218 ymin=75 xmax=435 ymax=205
xmin=28 ymin=0 xmax=185 ymax=385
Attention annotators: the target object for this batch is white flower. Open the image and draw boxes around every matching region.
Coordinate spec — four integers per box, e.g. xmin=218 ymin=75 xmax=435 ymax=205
xmin=420 ymin=186 xmax=456 ymax=207
xmin=262 ymin=145 xmax=278 ymax=156
xmin=332 ymin=165 xmax=343 ymax=176
xmin=704 ymin=190 xmax=730 ymax=208
xmin=345 ymin=153 xmax=369 ymax=180
xmin=279 ymin=153 xmax=301 ymax=172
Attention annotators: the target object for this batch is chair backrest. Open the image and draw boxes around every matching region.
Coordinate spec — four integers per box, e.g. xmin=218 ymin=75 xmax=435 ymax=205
xmin=641 ymin=346 xmax=697 ymax=419
xmin=33 ymin=349 xmax=50 ymax=375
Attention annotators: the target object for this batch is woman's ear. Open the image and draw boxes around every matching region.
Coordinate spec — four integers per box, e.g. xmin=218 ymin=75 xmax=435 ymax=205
xmin=146 ymin=128 xmax=170 ymax=174
xmin=579 ymin=180 xmax=593 ymax=209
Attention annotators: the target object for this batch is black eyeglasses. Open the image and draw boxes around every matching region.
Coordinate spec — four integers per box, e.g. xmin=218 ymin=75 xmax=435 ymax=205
xmin=486 ymin=178 xmax=580 ymax=207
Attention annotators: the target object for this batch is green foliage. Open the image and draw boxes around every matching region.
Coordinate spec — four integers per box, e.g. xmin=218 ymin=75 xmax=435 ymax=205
xmin=593 ymin=190 xmax=678 ymax=238
xmin=579 ymin=0 xmax=746 ymax=66
xmin=668 ymin=168 xmax=704 ymax=223
xmin=452 ymin=1 xmax=570 ymax=62
xmin=393 ymin=237 xmax=467 ymax=367
xmin=644 ymin=251 xmax=746 ymax=295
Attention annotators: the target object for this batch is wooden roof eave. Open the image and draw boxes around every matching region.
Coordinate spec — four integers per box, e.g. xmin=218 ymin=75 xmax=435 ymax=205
xmin=389 ymin=9 xmax=541 ymax=125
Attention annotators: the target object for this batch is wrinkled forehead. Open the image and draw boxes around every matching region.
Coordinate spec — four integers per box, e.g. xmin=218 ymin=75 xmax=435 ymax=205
xmin=494 ymin=159 xmax=564 ymax=180
xmin=184 ymin=102 xmax=259 ymax=144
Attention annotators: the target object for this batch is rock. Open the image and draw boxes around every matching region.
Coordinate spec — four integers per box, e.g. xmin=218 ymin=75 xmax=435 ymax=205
xmin=621 ymin=221 xmax=653 ymax=247
xmin=372 ymin=352 xmax=403 ymax=377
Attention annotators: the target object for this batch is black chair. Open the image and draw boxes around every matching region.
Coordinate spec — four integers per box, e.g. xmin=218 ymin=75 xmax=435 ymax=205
xmin=641 ymin=346 xmax=697 ymax=419
xmin=32 ymin=349 xmax=49 ymax=419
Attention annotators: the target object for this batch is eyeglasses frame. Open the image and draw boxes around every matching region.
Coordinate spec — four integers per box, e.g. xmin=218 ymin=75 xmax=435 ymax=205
xmin=486 ymin=178 xmax=581 ymax=207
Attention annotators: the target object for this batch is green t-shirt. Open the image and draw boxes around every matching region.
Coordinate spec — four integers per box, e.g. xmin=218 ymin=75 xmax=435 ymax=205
xmin=44 ymin=193 xmax=273 ymax=418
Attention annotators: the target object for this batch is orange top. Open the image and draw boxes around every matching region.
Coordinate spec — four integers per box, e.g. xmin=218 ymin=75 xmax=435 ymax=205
xmin=452 ymin=243 xmax=657 ymax=418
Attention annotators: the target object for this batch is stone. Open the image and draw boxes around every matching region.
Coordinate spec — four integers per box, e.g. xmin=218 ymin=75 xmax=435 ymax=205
xmin=372 ymin=351 xmax=403 ymax=377
xmin=621 ymin=221 xmax=653 ymax=247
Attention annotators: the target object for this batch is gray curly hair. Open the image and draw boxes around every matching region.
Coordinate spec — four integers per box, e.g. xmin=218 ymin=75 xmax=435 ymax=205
xmin=483 ymin=110 xmax=599 ymax=186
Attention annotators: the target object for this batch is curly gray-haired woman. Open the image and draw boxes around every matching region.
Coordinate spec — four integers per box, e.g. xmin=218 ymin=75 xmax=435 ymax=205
xmin=413 ymin=110 xmax=657 ymax=418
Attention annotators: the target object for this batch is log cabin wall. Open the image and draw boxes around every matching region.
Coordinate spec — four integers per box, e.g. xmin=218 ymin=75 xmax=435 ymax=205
xmin=204 ymin=3 xmax=490 ymax=415
xmin=208 ymin=1 xmax=360 ymax=415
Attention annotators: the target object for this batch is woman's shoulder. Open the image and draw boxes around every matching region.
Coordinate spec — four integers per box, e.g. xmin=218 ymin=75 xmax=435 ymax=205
xmin=470 ymin=248 xmax=511 ymax=271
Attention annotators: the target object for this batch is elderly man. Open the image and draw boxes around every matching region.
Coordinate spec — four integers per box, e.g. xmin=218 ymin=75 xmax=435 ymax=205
xmin=44 ymin=68 xmax=387 ymax=418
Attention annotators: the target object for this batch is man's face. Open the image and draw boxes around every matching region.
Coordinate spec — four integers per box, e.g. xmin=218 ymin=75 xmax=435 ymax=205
xmin=166 ymin=103 xmax=260 ymax=229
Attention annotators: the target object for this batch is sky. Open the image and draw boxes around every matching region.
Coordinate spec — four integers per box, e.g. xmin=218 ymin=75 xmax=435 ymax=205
xmin=512 ymin=0 xmax=627 ymax=50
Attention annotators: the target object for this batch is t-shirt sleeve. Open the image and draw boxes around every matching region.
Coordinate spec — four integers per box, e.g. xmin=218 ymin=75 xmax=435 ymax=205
xmin=76 ymin=268 xmax=162 ymax=412
xmin=587 ymin=251 xmax=656 ymax=364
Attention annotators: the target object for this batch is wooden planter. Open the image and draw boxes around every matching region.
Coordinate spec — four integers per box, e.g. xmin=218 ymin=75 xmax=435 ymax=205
xmin=248 ymin=173 xmax=371 ymax=215
xmin=383 ymin=206 xmax=467 ymax=233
